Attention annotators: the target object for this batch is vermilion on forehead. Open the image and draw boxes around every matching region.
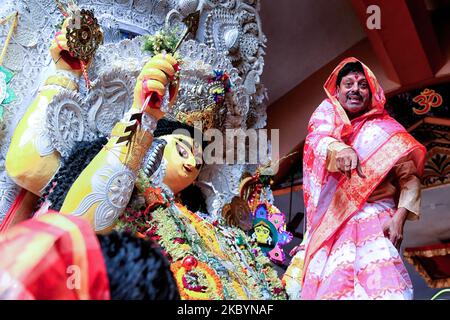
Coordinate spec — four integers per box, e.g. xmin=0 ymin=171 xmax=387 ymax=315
xmin=342 ymin=72 xmax=367 ymax=82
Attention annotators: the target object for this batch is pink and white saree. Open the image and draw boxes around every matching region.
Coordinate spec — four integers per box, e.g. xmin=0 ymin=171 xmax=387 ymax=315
xmin=299 ymin=58 xmax=426 ymax=300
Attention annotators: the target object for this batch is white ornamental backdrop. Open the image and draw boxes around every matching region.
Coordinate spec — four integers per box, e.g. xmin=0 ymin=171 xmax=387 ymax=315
xmin=0 ymin=0 xmax=268 ymax=222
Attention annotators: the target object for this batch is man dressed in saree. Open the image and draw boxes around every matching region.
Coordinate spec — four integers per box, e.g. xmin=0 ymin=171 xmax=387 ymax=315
xmin=285 ymin=58 xmax=426 ymax=300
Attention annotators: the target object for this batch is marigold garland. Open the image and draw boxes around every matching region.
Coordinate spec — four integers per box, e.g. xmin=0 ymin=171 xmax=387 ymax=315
xmin=117 ymin=186 xmax=287 ymax=300
xmin=171 ymin=260 xmax=224 ymax=300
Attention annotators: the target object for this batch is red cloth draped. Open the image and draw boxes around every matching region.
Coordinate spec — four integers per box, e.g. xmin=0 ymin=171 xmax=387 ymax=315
xmin=302 ymin=57 xmax=426 ymax=285
xmin=0 ymin=212 xmax=110 ymax=299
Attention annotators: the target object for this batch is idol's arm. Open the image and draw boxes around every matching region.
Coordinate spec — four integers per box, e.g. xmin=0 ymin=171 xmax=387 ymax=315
xmin=5 ymin=22 xmax=81 ymax=195
xmin=59 ymin=54 xmax=179 ymax=233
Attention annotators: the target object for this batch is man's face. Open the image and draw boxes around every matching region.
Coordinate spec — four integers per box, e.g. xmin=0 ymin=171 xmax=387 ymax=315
xmin=337 ymin=71 xmax=371 ymax=115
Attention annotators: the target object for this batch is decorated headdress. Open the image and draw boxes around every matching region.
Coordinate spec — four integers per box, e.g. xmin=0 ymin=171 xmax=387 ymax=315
xmin=238 ymin=163 xmax=293 ymax=265
xmin=173 ymin=39 xmax=248 ymax=132
xmin=168 ymin=60 xmax=233 ymax=131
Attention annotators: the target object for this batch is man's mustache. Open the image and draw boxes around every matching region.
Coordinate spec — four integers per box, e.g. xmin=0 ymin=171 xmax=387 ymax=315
xmin=346 ymin=92 xmax=363 ymax=100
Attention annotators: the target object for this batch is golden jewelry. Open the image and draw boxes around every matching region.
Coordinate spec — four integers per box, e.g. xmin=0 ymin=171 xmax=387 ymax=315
xmin=44 ymin=74 xmax=78 ymax=91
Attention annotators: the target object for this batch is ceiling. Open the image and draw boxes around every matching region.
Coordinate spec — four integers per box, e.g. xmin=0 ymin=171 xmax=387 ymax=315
xmin=260 ymin=0 xmax=450 ymax=160
xmin=260 ymin=0 xmax=366 ymax=104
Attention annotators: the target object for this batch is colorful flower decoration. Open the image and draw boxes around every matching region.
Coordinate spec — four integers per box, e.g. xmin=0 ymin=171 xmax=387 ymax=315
xmin=117 ymin=188 xmax=287 ymax=300
xmin=251 ymin=202 xmax=293 ymax=264
xmin=143 ymin=186 xmax=167 ymax=212
xmin=209 ymin=70 xmax=232 ymax=105
xmin=177 ymin=204 xmax=226 ymax=259
xmin=0 ymin=66 xmax=15 ymax=122
xmin=171 ymin=259 xmax=224 ymax=300
xmin=210 ymin=70 xmax=232 ymax=91
xmin=142 ymin=28 xmax=180 ymax=56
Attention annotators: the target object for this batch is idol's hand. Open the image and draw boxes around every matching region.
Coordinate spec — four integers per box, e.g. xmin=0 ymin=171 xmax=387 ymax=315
xmin=133 ymin=53 xmax=180 ymax=120
xmin=49 ymin=18 xmax=97 ymax=78
xmin=382 ymin=207 xmax=408 ymax=251
xmin=335 ymin=147 xmax=366 ymax=179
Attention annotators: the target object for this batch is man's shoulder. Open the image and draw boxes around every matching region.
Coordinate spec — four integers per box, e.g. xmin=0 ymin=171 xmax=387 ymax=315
xmin=372 ymin=112 xmax=408 ymax=133
xmin=313 ymin=99 xmax=335 ymax=116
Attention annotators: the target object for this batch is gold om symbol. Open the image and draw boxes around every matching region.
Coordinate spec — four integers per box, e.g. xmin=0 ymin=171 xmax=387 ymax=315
xmin=412 ymin=89 xmax=443 ymax=115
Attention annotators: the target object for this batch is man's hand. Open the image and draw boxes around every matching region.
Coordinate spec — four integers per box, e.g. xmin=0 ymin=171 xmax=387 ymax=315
xmin=382 ymin=207 xmax=408 ymax=251
xmin=133 ymin=53 xmax=179 ymax=120
xmin=335 ymin=147 xmax=366 ymax=179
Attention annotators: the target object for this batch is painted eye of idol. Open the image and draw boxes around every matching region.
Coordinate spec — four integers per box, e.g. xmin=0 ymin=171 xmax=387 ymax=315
xmin=176 ymin=141 xmax=189 ymax=159
xmin=175 ymin=138 xmax=202 ymax=169
xmin=176 ymin=138 xmax=202 ymax=169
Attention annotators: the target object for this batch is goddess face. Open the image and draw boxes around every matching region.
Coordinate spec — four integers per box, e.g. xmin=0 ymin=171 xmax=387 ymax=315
xmin=254 ymin=223 xmax=272 ymax=245
xmin=160 ymin=134 xmax=203 ymax=195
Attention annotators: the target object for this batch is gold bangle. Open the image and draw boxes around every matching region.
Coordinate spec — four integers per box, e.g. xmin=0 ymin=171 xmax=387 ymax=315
xmin=44 ymin=74 xmax=78 ymax=91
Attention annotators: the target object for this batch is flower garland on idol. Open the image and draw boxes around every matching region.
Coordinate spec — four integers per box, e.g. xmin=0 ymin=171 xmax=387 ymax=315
xmin=239 ymin=165 xmax=293 ymax=265
xmin=117 ymin=170 xmax=286 ymax=300
xmin=117 ymin=25 xmax=286 ymax=300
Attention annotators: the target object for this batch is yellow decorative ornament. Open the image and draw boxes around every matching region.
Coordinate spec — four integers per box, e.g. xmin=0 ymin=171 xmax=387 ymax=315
xmin=171 ymin=259 xmax=224 ymax=300
xmin=282 ymin=232 xmax=308 ymax=299
xmin=177 ymin=204 xmax=226 ymax=260
xmin=253 ymin=220 xmax=272 ymax=245
xmin=175 ymin=103 xmax=217 ymax=131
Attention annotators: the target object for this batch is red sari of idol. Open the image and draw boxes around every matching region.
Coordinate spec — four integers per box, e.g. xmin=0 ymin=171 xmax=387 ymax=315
xmin=0 ymin=212 xmax=110 ymax=299
xmin=301 ymin=58 xmax=426 ymax=297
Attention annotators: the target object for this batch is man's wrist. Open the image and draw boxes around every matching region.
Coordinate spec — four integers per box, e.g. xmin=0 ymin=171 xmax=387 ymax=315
xmin=329 ymin=141 xmax=352 ymax=153
xmin=394 ymin=207 xmax=408 ymax=223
